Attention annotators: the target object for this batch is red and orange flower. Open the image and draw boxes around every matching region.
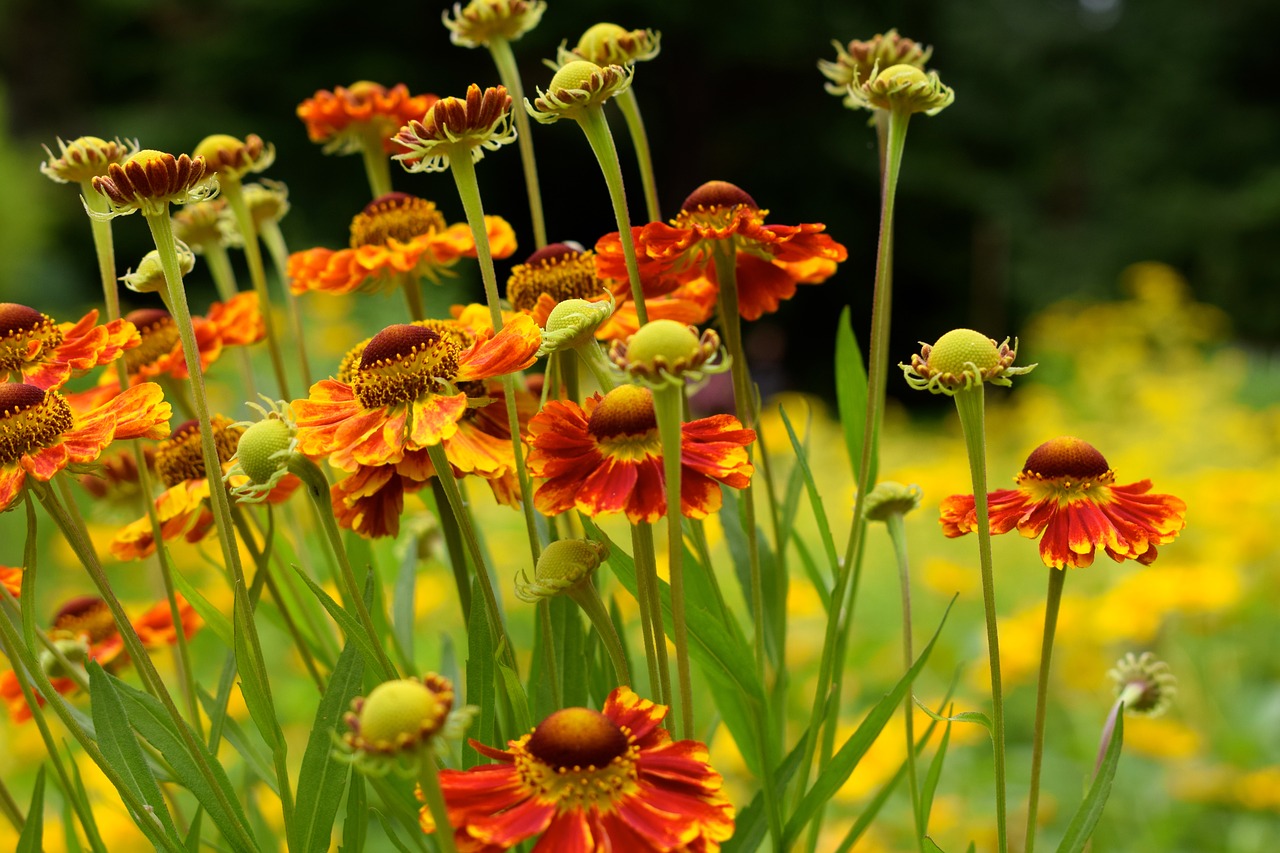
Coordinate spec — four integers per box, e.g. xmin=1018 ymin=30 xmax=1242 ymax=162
xmin=1 ymin=303 xmax=139 ymax=390
xmin=111 ymin=415 xmax=299 ymax=560
xmin=526 ymin=384 xmax=755 ymax=523
xmin=0 ymin=381 xmax=170 ymax=512
xmin=297 ymin=82 xmax=438 ymax=155
xmin=595 ymin=180 xmax=847 ymax=321
xmin=288 ymin=193 xmax=517 ymax=297
xmin=0 ymin=594 xmax=200 ymax=723
xmin=422 ymin=686 xmax=734 ymax=851
xmin=1 ymin=566 xmax=21 ymax=598
xmin=939 ymin=436 xmax=1188 ymax=569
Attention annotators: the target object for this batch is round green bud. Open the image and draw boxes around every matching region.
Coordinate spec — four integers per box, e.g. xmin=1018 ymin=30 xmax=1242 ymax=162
xmin=925 ymin=329 xmax=1001 ymax=376
xmin=550 ymin=59 xmax=602 ymax=93
xmin=625 ymin=320 xmax=701 ymax=370
xmin=236 ymin=418 xmax=293 ymax=484
xmin=356 ymin=679 xmax=447 ymax=750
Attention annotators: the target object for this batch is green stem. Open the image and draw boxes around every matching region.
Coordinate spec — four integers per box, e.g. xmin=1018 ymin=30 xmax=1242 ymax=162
xmin=79 ymin=182 xmax=120 ymax=316
xmin=575 ymin=107 xmax=648 ymax=326
xmin=358 ymin=128 xmax=394 ymax=199
xmin=885 ymin=512 xmax=924 ymax=851
xmin=0 ymin=772 xmax=21 ymax=834
xmin=259 ymin=219 xmax=314 ymax=389
xmin=447 ymin=152 xmax=543 ymax=565
xmin=538 ymin=598 xmax=562 ymax=707
xmin=576 ymin=341 xmax=618 ymax=392
xmin=568 ymin=578 xmax=630 ymax=686
xmin=425 ymin=442 xmax=517 ymax=673
xmin=487 ymin=37 xmax=547 ymax=249
xmin=418 ymin=758 xmax=459 ymax=853
xmin=953 ymin=384 xmax=1008 ymax=853
xmin=613 ymin=87 xmax=661 ymax=223
xmin=400 ymin=270 xmax=426 ymax=322
xmin=561 ymin=348 xmax=580 ymax=404
xmin=630 ymin=521 xmax=669 ymax=708
xmin=203 ymin=243 xmax=260 ymax=403
xmin=220 ymin=179 xmax=291 ymax=398
xmin=650 ymin=383 xmax=693 ymax=739
xmin=431 ymin=478 xmax=474 ymax=621
xmin=1025 ymin=567 xmax=1066 ymax=853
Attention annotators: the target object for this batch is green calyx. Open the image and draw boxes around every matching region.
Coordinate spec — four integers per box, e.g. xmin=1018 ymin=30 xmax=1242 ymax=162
xmin=926 ymin=328 xmax=1001 ymax=376
xmin=235 ymin=418 xmax=294 ymax=484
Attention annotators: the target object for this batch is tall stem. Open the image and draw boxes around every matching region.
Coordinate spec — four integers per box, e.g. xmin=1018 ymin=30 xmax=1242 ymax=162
xmin=885 ymin=512 xmax=924 ymax=850
xmin=575 ymin=107 xmax=648 ymax=325
xmin=487 ymin=37 xmax=547 ymax=249
xmin=259 ymin=219 xmax=314 ymax=389
xmin=613 ymin=88 xmax=661 ymax=223
xmin=358 ymin=128 xmax=394 ymax=199
xmin=568 ymin=578 xmax=630 ymax=686
xmin=630 ymin=521 xmax=670 ymax=708
xmin=203 ymin=242 xmax=260 ymax=402
xmin=1025 ymin=567 xmax=1066 ymax=853
xmin=418 ymin=759 xmax=459 ymax=853
xmin=953 ymin=385 xmax=1008 ymax=853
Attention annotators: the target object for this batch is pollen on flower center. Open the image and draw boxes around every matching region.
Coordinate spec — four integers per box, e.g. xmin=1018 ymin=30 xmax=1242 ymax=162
xmin=506 ymin=243 xmax=602 ymax=311
xmin=351 ymin=324 xmax=460 ymax=409
xmin=0 ymin=303 xmax=63 ymax=371
xmin=1020 ymin=436 xmax=1112 ymax=482
xmin=681 ymin=180 xmax=759 ymax=213
xmin=526 ymin=707 xmax=630 ymax=770
xmin=51 ymin=596 xmax=116 ymax=644
xmin=349 ymin=193 xmax=445 ymax=248
xmin=155 ymin=416 xmax=243 ymax=488
xmin=0 ymin=383 xmax=73 ymax=465
xmin=123 ymin=308 xmax=179 ymax=373
xmin=587 ymin=385 xmax=657 ymax=440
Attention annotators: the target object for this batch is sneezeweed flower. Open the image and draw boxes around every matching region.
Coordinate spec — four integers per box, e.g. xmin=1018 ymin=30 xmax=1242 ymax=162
xmin=192 ymin=134 xmax=275 ymax=182
xmin=507 ymin=243 xmax=610 ymax=329
xmin=238 ymin=180 xmax=291 ymax=231
xmin=0 ymin=302 xmax=139 ymax=390
xmin=1109 ymin=651 xmax=1177 ymax=717
xmin=0 ymin=381 xmax=170 ymax=511
xmin=819 ymin=30 xmax=933 ymax=100
xmin=79 ymin=445 xmax=152 ymax=500
xmin=422 ymin=686 xmax=734 ymax=851
xmin=40 ymin=136 xmax=137 ymax=184
xmin=515 ymin=538 xmax=609 ymax=602
xmin=864 ymin=480 xmax=923 ymax=522
xmin=609 ymin=318 xmax=727 ymax=388
xmin=526 ymin=384 xmax=755 ymax=522
xmin=293 ymin=314 xmax=541 ymax=473
xmin=172 ymin=199 xmax=235 ymax=252
xmin=537 ymin=296 xmax=615 ymax=356
xmin=599 ymin=180 xmax=849 ymax=321
xmin=90 ymin=149 xmax=217 ymax=218
xmin=287 ymin=193 xmax=517 ymax=297
xmin=338 ymin=673 xmax=476 ymax=777
xmin=939 ymin=436 xmax=1188 ymax=569
xmin=297 ymin=82 xmax=438 ymax=156
xmin=846 ymin=63 xmax=954 ymax=116
xmin=525 ymin=60 xmax=634 ymax=124
xmin=392 ymin=85 xmax=517 ymax=173
xmin=442 ymin=0 xmax=545 ymax=47
xmin=901 ymin=328 xmax=1034 ymax=395
xmin=556 ymin=23 xmax=661 ymax=67
xmin=120 ymin=241 xmax=197 ymax=294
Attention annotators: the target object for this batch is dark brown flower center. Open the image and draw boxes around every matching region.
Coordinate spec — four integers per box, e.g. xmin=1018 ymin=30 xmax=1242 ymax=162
xmin=681 ymin=180 xmax=758 ymax=213
xmin=526 ymin=708 xmax=629 ymax=770
xmin=338 ymin=321 xmax=475 ymax=384
xmin=155 ymin=415 xmax=242 ymax=487
xmin=0 ymin=384 xmax=73 ymax=465
xmin=349 ymin=193 xmax=445 ymax=248
xmin=52 ymin=596 xmax=116 ymax=644
xmin=1021 ymin=436 xmax=1110 ymax=480
xmin=0 ymin=303 xmax=63 ymax=373
xmin=123 ymin=308 xmax=179 ymax=373
xmin=587 ymin=385 xmax=657 ymax=440
xmin=506 ymin=244 xmax=601 ymax=312
xmin=352 ymin=324 xmax=460 ymax=409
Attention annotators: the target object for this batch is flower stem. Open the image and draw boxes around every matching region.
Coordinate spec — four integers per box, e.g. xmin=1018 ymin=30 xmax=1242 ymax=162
xmin=650 ymin=383 xmax=693 ymax=739
xmin=431 ymin=478 xmax=473 ymax=621
xmin=259 ymin=219 xmax=314 ymax=389
xmin=568 ymin=578 xmax=630 ymax=686
xmin=630 ymin=520 xmax=670 ymax=708
xmin=221 ymin=178 xmax=291 ymax=399
xmin=203 ymin=242 xmax=260 ymax=401
xmin=358 ymin=128 xmax=394 ymax=199
xmin=952 ymin=384 xmax=1008 ymax=853
xmin=575 ymin=107 xmax=648 ymax=326
xmin=488 ymin=36 xmax=547 ymax=249
xmin=418 ymin=759 xmax=459 ymax=853
xmin=400 ymin=270 xmax=427 ymax=322
xmin=577 ymin=341 xmax=618 ymax=392
xmin=613 ymin=87 xmax=661 ymax=223
xmin=537 ymin=599 xmax=562 ymax=707
xmin=885 ymin=512 xmax=925 ymax=851
xmin=1024 ymin=567 xmax=1066 ymax=853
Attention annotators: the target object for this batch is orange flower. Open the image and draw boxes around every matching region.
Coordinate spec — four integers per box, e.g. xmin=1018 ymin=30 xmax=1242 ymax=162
xmin=288 ymin=193 xmax=517 ymax=297
xmin=0 ymin=382 xmax=170 ymax=511
xmin=422 ymin=686 xmax=734 ymax=851
xmin=0 ymin=303 xmax=139 ymax=390
xmin=111 ymin=416 xmax=299 ymax=560
xmin=596 ymin=180 xmax=847 ymax=321
xmin=293 ymin=313 xmax=540 ymax=474
xmin=0 ymin=566 xmax=21 ymax=598
xmin=297 ymin=82 xmax=437 ymax=155
xmin=939 ymin=436 xmax=1188 ymax=569
xmin=1 ymin=594 xmax=199 ymax=723
xmin=526 ymin=385 xmax=755 ymax=523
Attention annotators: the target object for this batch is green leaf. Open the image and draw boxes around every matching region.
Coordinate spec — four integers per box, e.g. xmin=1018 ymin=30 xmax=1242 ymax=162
xmin=722 ymin=734 xmax=805 ymax=853
xmin=372 ymin=810 xmax=416 ymax=853
xmin=919 ymin=715 xmax=954 ymax=831
xmin=14 ymin=766 xmax=44 ymax=853
xmin=294 ymin=639 xmax=365 ymax=853
xmin=834 ymin=306 xmax=874 ymax=483
xmin=63 ymin=740 xmax=107 ymax=853
xmin=924 ymin=839 xmax=947 ymax=853
xmin=555 ymin=594 xmax=588 ymax=708
xmin=778 ymin=405 xmax=841 ymax=579
xmin=168 ymin=563 xmax=233 ymax=650
xmin=464 ymin=575 xmax=496 ymax=768
xmin=87 ymin=662 xmax=184 ymax=849
xmin=232 ymin=580 xmax=282 ymax=754
xmin=784 ymin=599 xmax=954 ymax=846
xmin=197 ymin=688 xmax=278 ymax=796
xmin=110 ymin=674 xmax=258 ymax=853
xmin=341 ymin=774 xmax=366 ymax=853
xmin=1055 ymin=713 xmax=1124 ymax=853
xmin=293 ymin=565 xmax=387 ymax=678
xmin=915 ymin=699 xmax=994 ymax=738
xmin=790 ymin=534 xmax=830 ymax=612
xmin=497 ymin=663 xmax=532 ymax=736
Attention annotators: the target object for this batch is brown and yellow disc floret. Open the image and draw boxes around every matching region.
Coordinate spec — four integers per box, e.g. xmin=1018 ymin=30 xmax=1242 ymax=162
xmin=154 ymin=415 xmax=243 ymax=489
xmin=0 ymin=384 xmax=74 ymax=468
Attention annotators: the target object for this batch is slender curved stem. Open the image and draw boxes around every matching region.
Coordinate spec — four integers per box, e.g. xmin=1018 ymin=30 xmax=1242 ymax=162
xmin=418 ymin=759 xmax=459 ymax=853
xmin=259 ymin=219 xmax=314 ymax=389
xmin=358 ymin=128 xmax=394 ymax=199
xmin=203 ymin=242 xmax=260 ymax=401
xmin=651 ymin=383 xmax=692 ymax=739
xmin=488 ymin=37 xmax=547 ymax=249
xmin=613 ymin=87 xmax=660 ymax=223
xmin=568 ymin=578 xmax=630 ymax=686
xmin=1025 ymin=567 xmax=1066 ymax=853
xmin=630 ymin=521 xmax=669 ymax=708
xmin=885 ymin=512 xmax=924 ymax=850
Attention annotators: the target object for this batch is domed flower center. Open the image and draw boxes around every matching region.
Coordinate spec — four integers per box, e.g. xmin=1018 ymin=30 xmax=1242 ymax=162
xmin=349 ymin=193 xmax=445 ymax=248
xmin=51 ymin=596 xmax=116 ymax=645
xmin=1017 ymin=436 xmax=1115 ymax=498
xmin=0 ymin=383 xmax=74 ymax=466
xmin=0 ymin=303 xmax=63 ymax=372
xmin=351 ymin=324 xmax=461 ymax=410
xmin=680 ymin=180 xmax=759 ymax=229
xmin=925 ymin=329 xmax=1001 ymax=377
xmin=526 ymin=707 xmax=629 ymax=770
xmin=123 ymin=308 xmax=180 ymax=373
xmin=155 ymin=415 xmax=243 ymax=488
xmin=337 ymin=320 xmax=474 ymax=384
xmin=587 ymin=385 xmax=657 ymax=441
xmin=507 ymin=243 xmax=602 ymax=312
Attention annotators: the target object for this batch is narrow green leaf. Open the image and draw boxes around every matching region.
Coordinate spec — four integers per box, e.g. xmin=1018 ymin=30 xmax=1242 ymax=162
xmin=497 ymin=663 xmax=532 ymax=736
xmin=721 ymin=733 xmax=805 ymax=853
xmin=63 ymin=740 xmax=107 ymax=853
xmin=1055 ymin=713 xmax=1124 ymax=853
xmin=834 ymin=307 xmax=875 ymax=483
xmin=373 ymin=810 xmax=416 ymax=853
xmin=341 ymin=774 xmax=366 ymax=853
xmin=778 ymin=405 xmax=840 ymax=577
xmin=784 ymin=599 xmax=954 ymax=846
xmin=232 ymin=581 xmax=282 ymax=753
xmin=556 ymin=595 xmax=588 ymax=708
xmin=924 ymin=839 xmax=947 ymax=853
xmin=110 ymin=675 xmax=258 ymax=853
xmin=464 ymin=575 xmax=496 ymax=768
xmin=62 ymin=784 xmax=85 ymax=853
xmin=87 ymin=662 xmax=184 ymax=848
xmin=293 ymin=565 xmax=387 ymax=678
xmin=790 ymin=534 xmax=831 ymax=612
xmin=915 ymin=699 xmax=994 ymax=737
xmin=919 ymin=716 xmax=954 ymax=831
xmin=197 ymin=688 xmax=278 ymax=795
xmin=14 ymin=766 xmax=44 ymax=853
xmin=184 ymin=812 xmax=203 ymax=853
xmin=294 ymin=640 xmax=365 ymax=853
xmin=169 ymin=563 xmax=233 ymax=649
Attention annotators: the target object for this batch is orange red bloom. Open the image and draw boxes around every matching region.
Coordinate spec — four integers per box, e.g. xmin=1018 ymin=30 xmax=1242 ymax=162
xmin=0 ymin=566 xmax=20 ymax=598
xmin=526 ymin=385 xmax=755 ymax=523
xmin=0 ymin=303 xmax=139 ymax=390
xmin=288 ymin=193 xmax=517 ymax=297
xmin=595 ymin=180 xmax=847 ymax=322
xmin=297 ymin=82 xmax=438 ymax=155
xmin=0 ymin=381 xmax=170 ymax=512
xmin=939 ymin=436 xmax=1188 ymax=569
xmin=422 ymin=686 xmax=734 ymax=852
